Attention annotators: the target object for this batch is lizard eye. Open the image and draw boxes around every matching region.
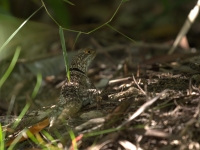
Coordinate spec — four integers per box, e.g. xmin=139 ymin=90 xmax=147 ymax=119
xmin=87 ymin=50 xmax=91 ymax=54
xmin=84 ymin=48 xmax=93 ymax=55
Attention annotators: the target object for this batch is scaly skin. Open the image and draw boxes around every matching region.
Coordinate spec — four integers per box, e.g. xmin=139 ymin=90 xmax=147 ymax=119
xmin=50 ymin=48 xmax=99 ymax=128
xmin=2 ymin=48 xmax=99 ymax=132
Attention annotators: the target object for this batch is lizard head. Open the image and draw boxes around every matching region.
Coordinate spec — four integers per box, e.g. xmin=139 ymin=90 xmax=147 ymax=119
xmin=70 ymin=48 xmax=96 ymax=74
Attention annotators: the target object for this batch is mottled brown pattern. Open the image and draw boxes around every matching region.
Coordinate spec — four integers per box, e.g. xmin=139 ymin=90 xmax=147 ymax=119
xmin=2 ymin=48 xmax=99 ymax=131
xmin=50 ymin=48 xmax=99 ymax=127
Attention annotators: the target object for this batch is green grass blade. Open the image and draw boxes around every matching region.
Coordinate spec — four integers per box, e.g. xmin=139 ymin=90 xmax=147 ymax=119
xmin=31 ymin=73 xmax=42 ymax=99
xmin=106 ymin=24 xmax=136 ymax=43
xmin=41 ymin=130 xmax=57 ymax=146
xmin=0 ymin=6 xmax=43 ymax=54
xmin=63 ymin=0 xmax=75 ymax=6
xmin=12 ymin=72 xmax=42 ymax=129
xmin=59 ymin=26 xmax=70 ymax=81
xmin=0 ymin=124 xmax=5 ymax=150
xmin=7 ymin=129 xmax=27 ymax=150
xmin=72 ymin=31 xmax=81 ymax=50
xmin=26 ymin=130 xmax=41 ymax=147
xmin=0 ymin=46 xmax=21 ymax=88
xmin=68 ymin=128 xmax=77 ymax=150
xmin=11 ymin=103 xmax=30 ymax=129
xmin=84 ymin=128 xmax=118 ymax=137
xmin=6 ymin=96 xmax=16 ymax=116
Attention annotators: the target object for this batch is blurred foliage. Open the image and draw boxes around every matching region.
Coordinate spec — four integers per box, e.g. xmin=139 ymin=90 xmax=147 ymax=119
xmin=0 ymin=0 xmax=71 ymax=27
xmin=43 ymin=0 xmax=71 ymax=27
xmin=0 ymin=0 xmax=10 ymax=14
xmin=0 ymin=13 xmax=58 ymax=61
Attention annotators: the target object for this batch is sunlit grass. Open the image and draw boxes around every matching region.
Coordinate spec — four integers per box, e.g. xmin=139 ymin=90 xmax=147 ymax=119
xmin=0 ymin=124 xmax=5 ymax=150
xmin=31 ymin=73 xmax=42 ymax=99
xmin=68 ymin=128 xmax=77 ymax=150
xmin=0 ymin=46 xmax=21 ymax=88
xmin=0 ymin=6 xmax=43 ymax=54
xmin=0 ymin=5 xmax=45 ymax=149
xmin=7 ymin=129 xmax=43 ymax=149
xmin=59 ymin=26 xmax=70 ymax=81
xmin=0 ymin=14 xmax=43 ymax=146
xmin=0 ymin=46 xmax=21 ymax=149
xmin=7 ymin=129 xmax=28 ymax=150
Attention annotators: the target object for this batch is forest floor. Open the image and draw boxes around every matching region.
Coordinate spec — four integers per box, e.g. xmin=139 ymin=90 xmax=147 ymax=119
xmin=1 ymin=0 xmax=200 ymax=149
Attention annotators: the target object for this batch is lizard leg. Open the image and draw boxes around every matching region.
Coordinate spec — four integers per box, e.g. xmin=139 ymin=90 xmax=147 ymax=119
xmin=49 ymin=99 xmax=82 ymax=129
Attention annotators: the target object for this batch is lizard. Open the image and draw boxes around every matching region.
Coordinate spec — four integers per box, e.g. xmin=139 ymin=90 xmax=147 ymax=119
xmin=1 ymin=48 xmax=100 ymax=142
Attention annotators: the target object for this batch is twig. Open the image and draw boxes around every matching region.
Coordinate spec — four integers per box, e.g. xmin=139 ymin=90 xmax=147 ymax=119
xmin=132 ymin=74 xmax=146 ymax=95
xmin=75 ymin=118 xmax=105 ymax=132
xmin=117 ymin=89 xmax=169 ymax=129
xmin=108 ymin=77 xmax=132 ymax=85
xmin=168 ymin=0 xmax=200 ymax=54
xmin=108 ymin=87 xmax=140 ymax=101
